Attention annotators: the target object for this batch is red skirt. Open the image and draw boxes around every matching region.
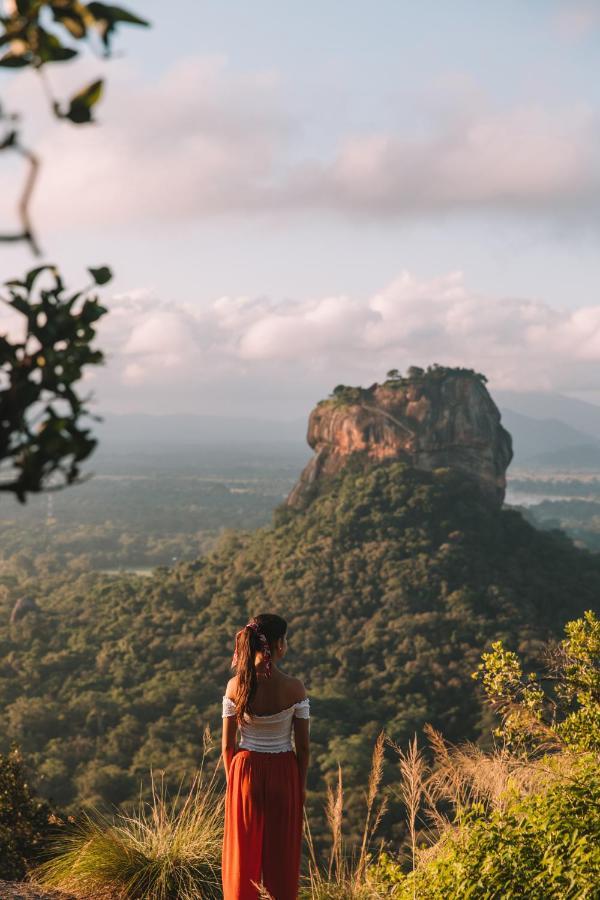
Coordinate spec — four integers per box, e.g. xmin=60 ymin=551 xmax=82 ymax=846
xmin=222 ymin=749 xmax=303 ymax=900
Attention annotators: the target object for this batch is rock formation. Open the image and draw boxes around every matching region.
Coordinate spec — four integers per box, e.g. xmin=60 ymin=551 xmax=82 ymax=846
xmin=10 ymin=595 xmax=40 ymax=624
xmin=286 ymin=366 xmax=513 ymax=508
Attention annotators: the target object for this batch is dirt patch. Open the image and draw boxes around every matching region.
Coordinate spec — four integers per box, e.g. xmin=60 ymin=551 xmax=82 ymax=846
xmin=0 ymin=883 xmax=77 ymax=900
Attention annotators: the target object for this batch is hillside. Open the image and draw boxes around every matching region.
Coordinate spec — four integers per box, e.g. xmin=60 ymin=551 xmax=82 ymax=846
xmin=2 ymin=467 xmax=599 ymax=835
xmin=1 ymin=368 xmax=600 ymax=844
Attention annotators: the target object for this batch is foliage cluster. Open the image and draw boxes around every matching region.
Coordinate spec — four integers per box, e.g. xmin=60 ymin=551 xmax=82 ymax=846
xmin=324 ymin=365 xmax=489 ymax=409
xmin=383 ymin=363 xmax=488 ymax=388
xmin=1 ymin=1 xmax=148 ymax=499
xmin=0 ymin=743 xmax=59 ymax=879
xmin=1 ymin=462 xmax=599 ymax=847
xmin=0 ymin=266 xmax=109 ymax=499
xmin=370 ymin=612 xmax=600 ymax=899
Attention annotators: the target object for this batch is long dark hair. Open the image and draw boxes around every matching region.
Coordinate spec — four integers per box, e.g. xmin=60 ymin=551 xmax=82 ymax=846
xmin=233 ymin=613 xmax=287 ymax=724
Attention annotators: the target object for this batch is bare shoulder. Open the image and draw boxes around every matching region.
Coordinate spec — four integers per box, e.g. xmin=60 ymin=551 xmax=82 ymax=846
xmin=225 ymin=676 xmax=238 ymax=700
xmin=279 ymin=672 xmax=306 ymax=703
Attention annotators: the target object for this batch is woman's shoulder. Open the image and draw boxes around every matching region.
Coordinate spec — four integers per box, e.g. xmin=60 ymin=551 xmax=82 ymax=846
xmin=225 ymin=675 xmax=238 ymax=700
xmin=278 ymin=671 xmax=306 ymax=704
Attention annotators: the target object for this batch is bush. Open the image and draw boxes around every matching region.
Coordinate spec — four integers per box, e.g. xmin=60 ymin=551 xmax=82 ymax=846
xmin=371 ymin=612 xmax=600 ymax=898
xmin=381 ymin=753 xmax=599 ymax=899
xmin=0 ymin=744 xmax=56 ymax=880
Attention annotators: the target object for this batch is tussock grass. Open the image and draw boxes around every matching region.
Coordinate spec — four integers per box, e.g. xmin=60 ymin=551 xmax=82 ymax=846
xmin=31 ymin=734 xmax=223 ymax=900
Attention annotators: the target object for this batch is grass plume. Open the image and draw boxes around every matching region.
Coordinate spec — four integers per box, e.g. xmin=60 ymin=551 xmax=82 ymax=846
xmin=302 ymin=732 xmax=388 ymax=899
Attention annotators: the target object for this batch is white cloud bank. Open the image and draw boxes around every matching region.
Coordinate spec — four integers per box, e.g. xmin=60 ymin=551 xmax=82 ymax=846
xmin=86 ymin=271 xmax=600 ymax=415
xmin=4 ymin=56 xmax=599 ymax=231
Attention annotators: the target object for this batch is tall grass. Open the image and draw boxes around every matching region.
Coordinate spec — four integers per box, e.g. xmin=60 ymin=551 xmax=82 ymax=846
xmin=32 ymin=733 xmax=223 ymax=900
xmin=26 ymin=722 xmax=588 ymax=898
xmin=391 ymin=735 xmax=427 ymax=898
xmin=301 ymin=731 xmax=388 ymax=899
xmin=302 ymin=726 xmax=591 ymax=899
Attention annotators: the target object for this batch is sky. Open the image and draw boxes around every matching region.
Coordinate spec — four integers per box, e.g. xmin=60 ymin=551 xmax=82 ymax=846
xmin=2 ymin=0 xmax=600 ymax=419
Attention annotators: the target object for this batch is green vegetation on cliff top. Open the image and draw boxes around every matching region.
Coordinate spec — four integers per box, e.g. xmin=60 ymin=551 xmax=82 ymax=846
xmin=323 ymin=364 xmax=489 ymax=406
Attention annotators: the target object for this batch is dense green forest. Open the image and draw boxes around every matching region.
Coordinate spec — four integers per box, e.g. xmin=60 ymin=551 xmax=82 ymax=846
xmin=1 ymin=460 xmax=599 ymax=847
xmin=522 ymin=498 xmax=600 ymax=552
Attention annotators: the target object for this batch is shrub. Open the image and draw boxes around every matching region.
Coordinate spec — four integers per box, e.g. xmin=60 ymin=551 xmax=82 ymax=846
xmin=396 ymin=753 xmax=600 ymax=899
xmin=0 ymin=744 xmax=57 ymax=880
xmin=371 ymin=612 xmax=600 ymax=898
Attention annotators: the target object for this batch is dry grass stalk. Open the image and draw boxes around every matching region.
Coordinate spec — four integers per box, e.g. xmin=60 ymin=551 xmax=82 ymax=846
xmin=425 ymin=729 xmax=567 ymax=818
xmin=356 ymin=732 xmax=387 ymax=881
xmin=303 ymin=734 xmax=389 ymax=899
xmin=393 ymin=735 xmax=427 ymax=895
xmin=325 ymin=764 xmax=344 ymax=881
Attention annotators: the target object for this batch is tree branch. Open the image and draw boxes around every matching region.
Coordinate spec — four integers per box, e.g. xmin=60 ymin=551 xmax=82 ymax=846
xmin=0 ymin=138 xmax=42 ymax=256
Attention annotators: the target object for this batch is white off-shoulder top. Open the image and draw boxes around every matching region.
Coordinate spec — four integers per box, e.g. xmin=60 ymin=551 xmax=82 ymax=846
xmin=222 ymin=695 xmax=310 ymax=753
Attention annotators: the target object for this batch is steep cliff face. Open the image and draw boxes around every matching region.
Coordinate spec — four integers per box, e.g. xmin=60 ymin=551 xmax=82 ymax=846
xmin=286 ymin=368 xmax=513 ymax=508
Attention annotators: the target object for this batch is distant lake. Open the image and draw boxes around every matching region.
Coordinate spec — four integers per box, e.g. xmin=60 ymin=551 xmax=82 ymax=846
xmin=505 ymin=489 xmax=596 ymax=507
xmin=96 ymin=566 xmax=155 ymax=576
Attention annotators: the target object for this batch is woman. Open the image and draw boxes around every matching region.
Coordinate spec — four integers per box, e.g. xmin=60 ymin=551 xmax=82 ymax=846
xmin=221 ymin=613 xmax=310 ymax=900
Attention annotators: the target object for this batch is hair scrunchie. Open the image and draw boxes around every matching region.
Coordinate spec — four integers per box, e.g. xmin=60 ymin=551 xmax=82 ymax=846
xmin=231 ymin=620 xmax=272 ymax=676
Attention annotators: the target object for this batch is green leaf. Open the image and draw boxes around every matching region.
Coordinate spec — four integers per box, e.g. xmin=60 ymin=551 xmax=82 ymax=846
xmin=15 ymin=0 xmax=36 ymax=15
xmin=0 ymin=130 xmax=18 ymax=150
xmin=48 ymin=46 xmax=78 ymax=63
xmin=86 ymin=3 xmax=150 ymax=28
xmin=87 ymin=266 xmax=112 ymax=286
xmin=85 ymin=3 xmax=149 ymax=50
xmin=0 ymin=52 xmax=30 ymax=68
xmin=52 ymin=10 xmax=87 ymax=39
xmin=64 ymin=79 xmax=104 ymax=124
xmin=25 ymin=266 xmax=57 ymax=292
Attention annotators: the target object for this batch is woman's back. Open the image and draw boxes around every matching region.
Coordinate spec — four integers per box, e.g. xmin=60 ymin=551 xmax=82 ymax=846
xmin=222 ymin=693 xmax=310 ymax=752
xmin=224 ymin=670 xmax=309 ymax=753
xmin=228 ymin=669 xmax=304 ymax=714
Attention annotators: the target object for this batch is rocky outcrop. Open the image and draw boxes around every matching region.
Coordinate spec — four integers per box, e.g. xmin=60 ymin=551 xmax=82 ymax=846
xmin=10 ymin=596 xmax=40 ymax=625
xmin=286 ymin=367 xmax=513 ymax=508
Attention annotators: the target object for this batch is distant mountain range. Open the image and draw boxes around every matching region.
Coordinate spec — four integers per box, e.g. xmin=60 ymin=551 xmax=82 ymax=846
xmin=498 ymin=409 xmax=600 ymax=468
xmin=495 ymin=391 xmax=600 ymax=469
xmin=93 ymin=389 xmax=600 ymax=473
xmin=494 ymin=390 xmax=600 ymax=438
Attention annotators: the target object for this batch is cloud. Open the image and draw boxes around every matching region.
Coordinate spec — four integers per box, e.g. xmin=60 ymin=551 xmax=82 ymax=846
xmin=87 ymin=272 xmax=600 ymax=415
xmin=3 ymin=56 xmax=600 ymax=230
xmin=552 ymin=3 xmax=600 ymax=40
xmin=4 ymin=55 xmax=287 ymax=229
xmin=285 ymin=105 xmax=599 ymax=219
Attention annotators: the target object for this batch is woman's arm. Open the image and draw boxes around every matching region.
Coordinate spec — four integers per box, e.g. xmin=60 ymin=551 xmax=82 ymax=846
xmin=222 ymin=715 xmax=237 ymax=782
xmin=221 ymin=677 xmax=238 ymax=782
xmin=293 ymin=717 xmax=310 ymax=805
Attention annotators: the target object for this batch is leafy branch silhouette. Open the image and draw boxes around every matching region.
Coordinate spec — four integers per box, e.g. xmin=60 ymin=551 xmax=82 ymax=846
xmin=0 ymin=1 xmax=149 ymax=500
